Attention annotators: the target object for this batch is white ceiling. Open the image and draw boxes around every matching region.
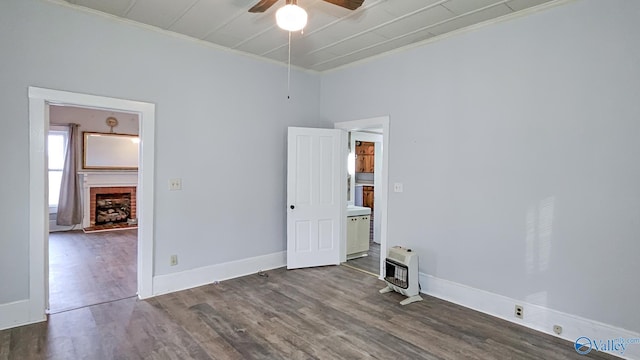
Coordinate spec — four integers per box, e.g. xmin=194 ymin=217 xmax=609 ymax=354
xmin=62 ymin=0 xmax=558 ymax=71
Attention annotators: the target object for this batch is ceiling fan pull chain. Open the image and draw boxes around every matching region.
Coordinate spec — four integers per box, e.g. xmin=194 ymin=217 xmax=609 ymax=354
xmin=287 ymin=30 xmax=291 ymax=99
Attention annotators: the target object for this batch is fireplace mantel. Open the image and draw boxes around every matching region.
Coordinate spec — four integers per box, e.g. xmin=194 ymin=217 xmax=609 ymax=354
xmin=79 ymin=171 xmax=138 ymax=229
xmin=79 ymin=171 xmax=138 ymax=186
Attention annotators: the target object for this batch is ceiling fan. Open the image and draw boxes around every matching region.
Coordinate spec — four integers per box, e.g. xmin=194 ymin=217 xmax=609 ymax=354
xmin=249 ymin=0 xmax=364 ymax=32
xmin=249 ymin=0 xmax=364 ymax=97
xmin=249 ymin=0 xmax=364 ymax=13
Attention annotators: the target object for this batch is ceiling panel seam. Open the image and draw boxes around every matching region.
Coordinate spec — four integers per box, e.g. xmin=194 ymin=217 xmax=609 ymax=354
xmin=305 ymin=0 xmax=450 ymax=56
xmin=232 ymin=25 xmax=279 ymax=49
xmin=200 ymin=6 xmax=251 ymax=40
xmin=300 ymin=0 xmax=387 ymax=38
xmin=124 ymin=0 xmax=137 ymax=17
xmin=167 ymin=0 xmax=202 ymax=30
xmin=311 ymin=0 xmax=513 ymax=68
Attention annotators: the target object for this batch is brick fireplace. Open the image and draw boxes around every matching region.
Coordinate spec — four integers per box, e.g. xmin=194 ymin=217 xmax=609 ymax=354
xmin=89 ymin=186 xmax=137 ymax=228
xmin=80 ymin=171 xmax=138 ymax=230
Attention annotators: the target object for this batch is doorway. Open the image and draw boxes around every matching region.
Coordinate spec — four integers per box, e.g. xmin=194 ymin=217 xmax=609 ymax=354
xmin=28 ymin=87 xmax=156 ymax=321
xmin=335 ymin=116 xmax=390 ymax=278
xmin=47 ymin=106 xmax=140 ymax=313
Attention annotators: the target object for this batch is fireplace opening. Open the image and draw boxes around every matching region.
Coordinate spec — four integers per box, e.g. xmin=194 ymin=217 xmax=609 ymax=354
xmin=95 ymin=193 xmax=131 ymax=225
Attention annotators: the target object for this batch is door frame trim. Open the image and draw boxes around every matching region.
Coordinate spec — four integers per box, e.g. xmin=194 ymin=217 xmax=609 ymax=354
xmin=335 ymin=115 xmax=389 ymax=277
xmin=28 ymin=87 xmax=155 ymax=323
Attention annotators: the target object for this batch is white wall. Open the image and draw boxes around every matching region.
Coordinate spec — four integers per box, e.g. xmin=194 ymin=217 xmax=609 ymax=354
xmin=0 ymin=0 xmax=321 ymax=305
xmin=321 ymin=0 xmax=640 ymax=335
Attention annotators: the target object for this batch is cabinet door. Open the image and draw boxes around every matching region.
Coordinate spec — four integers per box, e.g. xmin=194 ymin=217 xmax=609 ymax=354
xmin=347 ymin=217 xmax=359 ymax=254
xmin=364 ymin=143 xmax=375 ymax=154
xmin=356 ymin=154 xmax=366 ymax=172
xmin=347 ymin=216 xmax=370 ymax=255
xmin=363 ymin=187 xmax=374 ymax=209
xmin=357 ymin=216 xmax=371 ymax=251
xmin=362 ymin=188 xmax=368 ymax=208
xmin=356 ymin=154 xmax=374 ymax=173
xmin=364 ymin=155 xmax=374 ymax=172
xmin=356 ymin=142 xmax=374 ymax=156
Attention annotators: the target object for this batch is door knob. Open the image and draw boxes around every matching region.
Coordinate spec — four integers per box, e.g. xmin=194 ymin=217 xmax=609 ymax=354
xmin=290 ymin=205 xmax=295 ymax=209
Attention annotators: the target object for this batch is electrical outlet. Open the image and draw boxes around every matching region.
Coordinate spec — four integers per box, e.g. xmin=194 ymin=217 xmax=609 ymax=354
xmin=553 ymin=325 xmax=563 ymax=335
xmin=169 ymin=178 xmax=182 ymax=191
xmin=514 ymin=305 xmax=524 ymax=319
xmin=393 ymin=183 xmax=403 ymax=192
xmin=170 ymin=255 xmax=178 ymax=266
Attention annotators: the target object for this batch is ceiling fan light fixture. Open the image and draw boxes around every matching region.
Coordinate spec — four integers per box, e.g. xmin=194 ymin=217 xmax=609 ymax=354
xmin=276 ymin=4 xmax=308 ymax=32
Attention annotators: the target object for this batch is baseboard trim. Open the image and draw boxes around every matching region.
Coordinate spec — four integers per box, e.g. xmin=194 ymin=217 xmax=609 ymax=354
xmin=152 ymin=251 xmax=286 ymax=296
xmin=418 ymin=273 xmax=640 ymax=359
xmin=0 ymin=299 xmax=46 ymax=331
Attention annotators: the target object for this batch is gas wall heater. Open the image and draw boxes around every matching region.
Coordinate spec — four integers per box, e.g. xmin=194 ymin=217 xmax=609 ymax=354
xmin=379 ymin=246 xmax=423 ymax=305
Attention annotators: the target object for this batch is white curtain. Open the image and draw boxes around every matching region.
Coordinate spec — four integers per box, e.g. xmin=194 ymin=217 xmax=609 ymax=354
xmin=56 ymin=124 xmax=82 ymax=226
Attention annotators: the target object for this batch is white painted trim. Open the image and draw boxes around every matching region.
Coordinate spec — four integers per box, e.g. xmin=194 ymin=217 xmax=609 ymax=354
xmin=152 ymin=252 xmax=286 ymax=296
xmin=334 ymin=116 xmax=390 ymax=278
xmin=0 ymin=300 xmax=44 ymax=331
xmin=419 ymin=273 xmax=640 ymax=359
xmin=27 ymin=87 xmax=156 ymax=331
xmin=339 ymin=131 xmax=348 ymax=267
xmin=28 ymin=94 xmax=49 ymax=325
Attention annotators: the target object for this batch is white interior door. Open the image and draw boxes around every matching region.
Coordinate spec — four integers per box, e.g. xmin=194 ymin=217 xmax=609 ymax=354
xmin=287 ymin=127 xmax=345 ymax=269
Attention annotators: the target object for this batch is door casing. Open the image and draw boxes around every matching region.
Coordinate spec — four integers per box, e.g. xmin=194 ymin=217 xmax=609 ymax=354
xmin=28 ymin=87 xmax=155 ymax=324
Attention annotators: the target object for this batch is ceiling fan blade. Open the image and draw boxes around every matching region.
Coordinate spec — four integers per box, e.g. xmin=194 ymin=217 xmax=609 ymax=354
xmin=248 ymin=0 xmax=279 ymax=13
xmin=322 ymin=0 xmax=365 ymax=11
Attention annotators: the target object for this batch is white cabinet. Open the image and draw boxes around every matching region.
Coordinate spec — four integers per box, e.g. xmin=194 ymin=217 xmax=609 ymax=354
xmin=347 ymin=215 xmax=370 ymax=257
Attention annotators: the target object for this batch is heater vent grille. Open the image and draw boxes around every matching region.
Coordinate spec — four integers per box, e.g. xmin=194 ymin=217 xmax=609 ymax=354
xmin=385 ymin=259 xmax=409 ymax=289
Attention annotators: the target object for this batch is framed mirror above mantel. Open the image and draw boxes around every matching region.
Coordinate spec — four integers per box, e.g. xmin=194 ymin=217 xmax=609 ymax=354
xmin=83 ymin=132 xmax=139 ymax=170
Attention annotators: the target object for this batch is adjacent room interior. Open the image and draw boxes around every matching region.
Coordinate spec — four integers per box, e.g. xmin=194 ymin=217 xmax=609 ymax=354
xmin=345 ymin=131 xmax=384 ymax=276
xmin=1 ymin=0 xmax=639 ymax=358
xmin=47 ymin=105 xmax=140 ymax=313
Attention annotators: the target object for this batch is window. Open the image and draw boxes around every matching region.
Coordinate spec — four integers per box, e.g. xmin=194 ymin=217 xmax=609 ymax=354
xmin=48 ymin=128 xmax=68 ymax=211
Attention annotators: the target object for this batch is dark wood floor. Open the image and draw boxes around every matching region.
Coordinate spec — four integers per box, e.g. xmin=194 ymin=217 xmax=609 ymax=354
xmin=48 ymin=229 xmax=137 ymax=313
xmin=1 ymin=265 xmax=617 ymax=359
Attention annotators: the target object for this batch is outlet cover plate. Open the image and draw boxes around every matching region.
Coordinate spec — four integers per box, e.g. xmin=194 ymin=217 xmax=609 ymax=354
xmin=169 ymin=178 xmax=182 ymax=191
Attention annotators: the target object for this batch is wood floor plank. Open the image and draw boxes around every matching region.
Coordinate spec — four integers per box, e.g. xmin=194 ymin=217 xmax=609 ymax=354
xmin=1 ymin=265 xmax=620 ymax=360
xmin=48 ymin=229 xmax=137 ymax=313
